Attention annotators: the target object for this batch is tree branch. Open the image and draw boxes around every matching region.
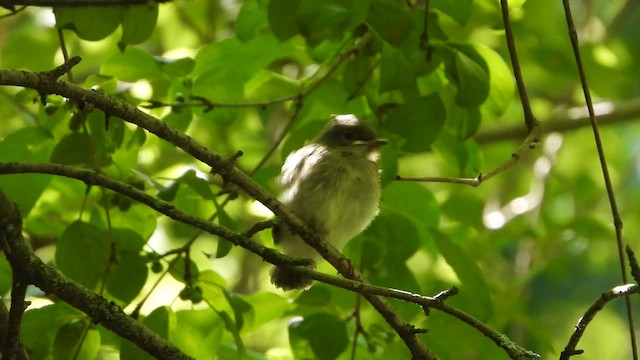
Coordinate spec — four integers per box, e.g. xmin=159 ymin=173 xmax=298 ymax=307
xmin=0 ymin=160 xmax=542 ymax=359
xmin=0 ymin=190 xmax=194 ymax=360
xmin=559 ymin=284 xmax=639 ymax=360
xmin=0 ymin=53 xmax=435 ymax=351
xmin=396 ymin=127 xmax=540 ymax=186
xmin=0 ymin=162 xmax=309 ymax=268
xmin=475 ymin=99 xmax=640 ymax=144
xmin=561 ymin=1 xmax=637 ymax=358
xmin=1 ymin=0 xmax=169 ymax=7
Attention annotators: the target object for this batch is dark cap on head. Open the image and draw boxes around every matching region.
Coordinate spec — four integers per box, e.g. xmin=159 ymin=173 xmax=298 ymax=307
xmin=316 ymin=114 xmax=387 ymax=148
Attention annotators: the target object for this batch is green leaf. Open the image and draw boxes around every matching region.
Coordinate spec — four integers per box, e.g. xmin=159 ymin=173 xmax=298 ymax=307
xmin=213 ymin=201 xmax=235 ymax=258
xmin=144 ymin=306 xmax=174 ymax=338
xmin=120 ymin=4 xmax=158 ymax=46
xmin=84 ymin=74 xmax=118 ymax=94
xmin=289 ymin=312 xmax=348 ymax=360
xmin=295 ymin=0 xmax=369 ymax=46
xmin=121 ymin=306 xmax=174 ymax=360
xmin=242 ymin=291 xmax=291 ymax=331
xmin=193 ymin=35 xmax=293 ymax=79
xmin=0 ymin=256 xmax=11 ymax=295
xmin=0 ymin=126 xmax=54 ymax=215
xmin=476 ymin=44 xmax=515 ymax=117
xmin=380 ymin=43 xmax=416 ymax=93
xmin=366 ymin=0 xmax=414 ymax=45
xmin=22 ymin=304 xmax=82 ymax=359
xmin=107 ymin=202 xmax=158 ymax=241
xmin=379 ymin=145 xmax=399 ymax=186
xmin=268 ymin=0 xmax=301 ymax=41
xmin=173 ymin=310 xmax=225 ymax=358
xmin=112 ymin=227 xmax=146 ymax=252
xmin=383 ymin=94 xmax=447 ymax=152
xmin=102 ymin=47 xmax=163 ymax=82
xmin=245 ymin=70 xmax=301 ymax=102
xmin=169 ymin=256 xmax=200 ymax=283
xmin=157 ymin=181 xmax=180 ymax=201
xmin=235 ymin=0 xmax=269 ymax=42
xmin=342 ymin=52 xmax=377 ymax=96
xmin=1 ymin=24 xmax=59 ymax=71
xmin=158 ymin=57 xmax=196 ymax=79
xmin=281 ymin=120 xmax=326 ymax=159
xmin=382 ymin=182 xmax=440 ymax=227
xmin=50 ymin=133 xmax=91 ymax=165
xmin=55 ymin=7 xmax=123 ymax=41
xmin=87 ymin=110 xmax=119 ymax=164
xmin=443 ymin=43 xmax=490 ymax=108
xmin=53 ymin=320 xmax=100 ymax=360
xmin=295 ymin=283 xmax=332 ymax=307
xmin=432 ymin=230 xmax=493 ymax=319
xmin=180 ymin=169 xmax=214 ymax=200
xmin=162 ymin=109 xmax=193 ymax=133
xmin=441 ymin=190 xmax=484 ymax=229
xmin=433 ymin=130 xmax=482 ymax=176
xmin=433 ymin=0 xmax=474 ymax=25
xmin=446 ymin=104 xmax=481 ymax=140
xmin=56 ymin=221 xmax=110 ymax=289
xmin=107 ymin=251 xmax=148 ymax=304
xmin=361 ymin=209 xmax=422 ymax=273
xmin=223 ymin=290 xmax=254 ymax=331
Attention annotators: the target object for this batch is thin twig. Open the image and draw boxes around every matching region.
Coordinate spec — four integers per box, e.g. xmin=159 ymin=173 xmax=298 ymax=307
xmin=500 ymin=0 xmax=537 ymax=132
xmin=559 ymin=284 xmax=639 ymax=360
xmin=56 ymin=28 xmax=74 ymax=83
xmin=396 ymin=130 xmax=539 ymax=185
xmin=419 ymin=0 xmax=433 ymax=61
xmin=0 ymin=5 xmax=27 ymax=19
xmin=144 ymin=33 xmax=371 ymax=112
xmin=627 ymin=246 xmax=640 ymax=285
xmin=561 ymin=1 xmax=637 ymax=359
xmin=397 ymin=0 xmax=541 ymax=186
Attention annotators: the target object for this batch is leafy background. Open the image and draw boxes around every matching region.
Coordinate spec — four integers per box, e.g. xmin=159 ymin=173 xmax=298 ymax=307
xmin=1 ymin=0 xmax=640 ymax=359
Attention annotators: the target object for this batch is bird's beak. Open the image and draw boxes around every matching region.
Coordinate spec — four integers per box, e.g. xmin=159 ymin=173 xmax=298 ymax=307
xmin=364 ymin=138 xmax=388 ymax=148
xmin=351 ymin=139 xmax=388 ymax=147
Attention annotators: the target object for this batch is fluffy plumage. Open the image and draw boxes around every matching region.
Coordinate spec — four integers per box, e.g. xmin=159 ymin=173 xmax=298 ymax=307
xmin=270 ymin=114 xmax=386 ymax=290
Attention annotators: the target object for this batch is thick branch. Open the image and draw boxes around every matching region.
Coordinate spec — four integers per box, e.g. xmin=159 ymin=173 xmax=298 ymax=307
xmin=0 ymin=55 xmax=435 ymax=358
xmin=0 ymin=161 xmax=542 ymax=359
xmin=0 ymin=190 xmax=193 ymax=360
xmin=0 ymin=162 xmax=310 ymax=268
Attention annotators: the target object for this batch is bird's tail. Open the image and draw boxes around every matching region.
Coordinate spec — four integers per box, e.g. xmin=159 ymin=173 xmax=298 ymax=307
xmin=270 ymin=265 xmax=315 ymax=291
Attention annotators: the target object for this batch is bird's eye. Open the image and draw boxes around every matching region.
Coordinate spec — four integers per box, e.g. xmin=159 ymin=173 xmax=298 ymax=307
xmin=342 ymin=130 xmax=356 ymax=142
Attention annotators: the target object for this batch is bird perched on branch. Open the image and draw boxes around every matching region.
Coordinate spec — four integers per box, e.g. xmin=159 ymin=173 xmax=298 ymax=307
xmin=270 ymin=114 xmax=387 ymax=290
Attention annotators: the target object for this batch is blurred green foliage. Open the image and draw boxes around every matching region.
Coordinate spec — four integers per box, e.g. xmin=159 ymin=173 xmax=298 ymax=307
xmin=1 ymin=0 xmax=640 ymax=359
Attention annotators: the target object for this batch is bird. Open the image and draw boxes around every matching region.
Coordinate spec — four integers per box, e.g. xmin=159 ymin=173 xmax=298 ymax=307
xmin=270 ymin=114 xmax=387 ymax=290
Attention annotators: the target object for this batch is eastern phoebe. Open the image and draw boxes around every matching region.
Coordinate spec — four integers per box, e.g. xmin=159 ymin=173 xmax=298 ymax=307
xmin=270 ymin=114 xmax=387 ymax=290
